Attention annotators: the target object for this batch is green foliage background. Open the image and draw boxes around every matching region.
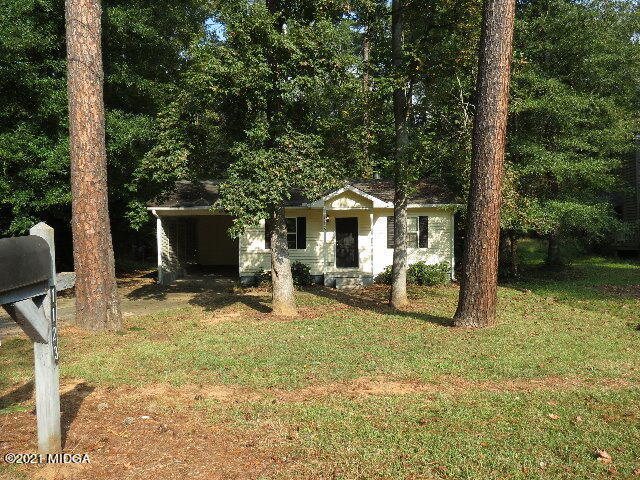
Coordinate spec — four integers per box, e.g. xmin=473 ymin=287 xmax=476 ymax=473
xmin=1 ymin=0 xmax=638 ymax=261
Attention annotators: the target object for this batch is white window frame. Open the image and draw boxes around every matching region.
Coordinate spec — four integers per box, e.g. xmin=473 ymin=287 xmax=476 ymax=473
xmin=286 ymin=217 xmax=299 ymax=250
xmin=407 ymin=216 xmax=419 ymax=249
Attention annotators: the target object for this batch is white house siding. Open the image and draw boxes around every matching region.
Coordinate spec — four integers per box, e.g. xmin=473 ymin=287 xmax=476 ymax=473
xmin=239 ymin=208 xmax=326 ymax=276
xmin=239 ymin=205 xmax=454 ymax=279
xmin=371 ymin=208 xmax=454 ymax=276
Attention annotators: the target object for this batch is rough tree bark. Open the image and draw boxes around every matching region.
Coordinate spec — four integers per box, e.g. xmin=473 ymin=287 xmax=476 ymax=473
xmin=270 ymin=206 xmax=297 ymax=316
xmin=362 ymin=18 xmax=372 ymax=172
xmin=65 ymin=0 xmax=121 ymax=331
xmin=389 ymin=0 xmax=410 ymax=309
xmin=264 ymin=0 xmax=296 ymax=316
xmin=454 ymin=0 xmax=516 ymax=328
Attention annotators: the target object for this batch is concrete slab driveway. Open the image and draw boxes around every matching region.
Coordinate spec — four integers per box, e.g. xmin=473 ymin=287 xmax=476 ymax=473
xmin=0 ymin=273 xmax=237 ymax=338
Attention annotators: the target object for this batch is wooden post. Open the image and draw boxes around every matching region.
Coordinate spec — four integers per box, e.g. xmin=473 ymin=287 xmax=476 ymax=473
xmin=29 ymin=222 xmax=62 ymax=454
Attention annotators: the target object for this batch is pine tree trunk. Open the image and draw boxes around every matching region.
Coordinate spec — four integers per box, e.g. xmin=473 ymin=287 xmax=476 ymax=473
xmin=547 ymin=232 xmax=561 ymax=267
xmin=454 ymin=0 xmax=516 ymax=328
xmin=65 ymin=0 xmax=121 ymax=331
xmin=389 ymin=0 xmax=410 ymax=309
xmin=270 ymin=206 xmax=297 ymax=316
xmin=362 ymin=21 xmax=372 ymax=172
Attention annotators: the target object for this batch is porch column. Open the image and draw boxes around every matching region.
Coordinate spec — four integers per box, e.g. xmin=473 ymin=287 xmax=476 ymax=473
xmin=369 ymin=208 xmax=374 ymax=277
xmin=450 ymin=213 xmax=456 ymax=281
xmin=322 ymin=206 xmax=327 ymax=278
xmin=152 ymin=210 xmax=165 ymax=285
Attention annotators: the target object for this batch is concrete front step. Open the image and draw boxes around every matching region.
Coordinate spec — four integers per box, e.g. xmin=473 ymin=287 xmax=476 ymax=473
xmin=328 ymin=273 xmax=374 ymax=289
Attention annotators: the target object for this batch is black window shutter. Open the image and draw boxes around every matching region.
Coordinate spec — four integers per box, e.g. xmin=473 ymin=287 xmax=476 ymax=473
xmin=387 ymin=216 xmax=395 ymax=249
xmin=297 ymin=217 xmax=306 ymax=249
xmin=265 ymin=218 xmax=272 ymax=250
xmin=419 ymin=216 xmax=429 ymax=248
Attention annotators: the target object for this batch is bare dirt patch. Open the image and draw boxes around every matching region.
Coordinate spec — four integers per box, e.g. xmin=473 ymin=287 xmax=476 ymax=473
xmin=130 ymin=376 xmax=640 ymax=405
xmin=2 ymin=375 xmax=638 ymax=479
xmin=0 ymin=381 xmax=287 ymax=480
xmin=597 ymin=284 xmax=640 ymax=299
xmin=273 ymin=375 xmax=639 ymax=402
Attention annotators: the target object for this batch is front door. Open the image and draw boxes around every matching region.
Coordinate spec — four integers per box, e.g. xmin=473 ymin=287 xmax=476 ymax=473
xmin=335 ymin=217 xmax=358 ymax=268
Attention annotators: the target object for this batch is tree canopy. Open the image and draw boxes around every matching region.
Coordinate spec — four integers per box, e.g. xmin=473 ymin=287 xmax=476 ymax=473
xmin=1 ymin=0 xmax=638 ymax=265
xmin=0 ymin=0 xmax=208 ymax=239
xmin=503 ymin=0 xmax=640 ymax=248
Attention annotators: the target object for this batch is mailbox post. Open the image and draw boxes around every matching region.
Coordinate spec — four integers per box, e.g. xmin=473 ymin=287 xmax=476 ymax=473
xmin=1 ymin=222 xmax=62 ymax=453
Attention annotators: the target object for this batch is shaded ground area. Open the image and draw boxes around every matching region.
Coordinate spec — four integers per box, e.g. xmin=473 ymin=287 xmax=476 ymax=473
xmin=0 ymin=272 xmax=237 ymax=337
xmin=0 ymin=380 xmax=285 ymax=480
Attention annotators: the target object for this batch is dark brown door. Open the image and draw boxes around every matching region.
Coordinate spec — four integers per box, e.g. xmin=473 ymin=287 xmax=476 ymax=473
xmin=335 ymin=217 xmax=358 ymax=268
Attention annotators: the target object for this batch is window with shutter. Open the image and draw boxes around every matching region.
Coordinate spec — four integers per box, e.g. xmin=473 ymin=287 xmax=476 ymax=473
xmin=296 ymin=217 xmax=307 ymax=249
xmin=387 ymin=216 xmax=428 ymax=249
xmin=264 ymin=218 xmax=273 ymax=250
xmin=419 ymin=216 xmax=429 ymax=248
xmin=266 ymin=217 xmax=307 ymax=250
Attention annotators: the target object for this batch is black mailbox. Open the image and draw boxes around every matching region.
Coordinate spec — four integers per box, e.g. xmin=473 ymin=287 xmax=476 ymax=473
xmin=0 ymin=236 xmax=52 ymax=300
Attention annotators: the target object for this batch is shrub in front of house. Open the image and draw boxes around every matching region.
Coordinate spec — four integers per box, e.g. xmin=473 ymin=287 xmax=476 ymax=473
xmin=375 ymin=265 xmax=393 ymax=285
xmin=376 ymin=261 xmax=450 ymax=286
xmin=255 ymin=270 xmax=272 ymax=288
xmin=291 ymin=261 xmax=312 ymax=287
xmin=252 ymin=261 xmax=312 ymax=289
xmin=407 ymin=261 xmax=450 ymax=286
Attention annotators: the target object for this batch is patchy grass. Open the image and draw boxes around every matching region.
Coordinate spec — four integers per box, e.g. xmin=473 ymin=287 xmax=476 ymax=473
xmin=213 ymin=388 xmax=640 ymax=479
xmin=1 ymin=242 xmax=639 ymax=479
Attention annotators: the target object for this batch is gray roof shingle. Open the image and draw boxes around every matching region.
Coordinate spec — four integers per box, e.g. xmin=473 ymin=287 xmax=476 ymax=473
xmin=148 ymin=179 xmax=456 ymax=208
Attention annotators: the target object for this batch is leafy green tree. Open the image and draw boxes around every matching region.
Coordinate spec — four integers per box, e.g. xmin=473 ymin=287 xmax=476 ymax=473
xmin=504 ymin=0 xmax=640 ymax=267
xmin=151 ymin=0 xmax=356 ymax=314
xmin=0 ymin=0 xmax=208 ymax=250
xmin=0 ymin=0 xmax=69 ymax=235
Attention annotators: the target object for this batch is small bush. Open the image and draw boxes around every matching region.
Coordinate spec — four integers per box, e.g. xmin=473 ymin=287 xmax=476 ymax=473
xmin=408 ymin=261 xmax=450 ymax=286
xmin=291 ymin=261 xmax=312 ymax=288
xmin=375 ymin=265 xmax=393 ymax=285
xmin=376 ymin=261 xmax=450 ymax=286
xmin=255 ymin=270 xmax=271 ymax=288
xmin=252 ymin=261 xmax=312 ymax=289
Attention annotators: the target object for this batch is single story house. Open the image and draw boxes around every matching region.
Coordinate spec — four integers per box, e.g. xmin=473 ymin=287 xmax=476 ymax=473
xmin=147 ymin=179 xmax=458 ymax=287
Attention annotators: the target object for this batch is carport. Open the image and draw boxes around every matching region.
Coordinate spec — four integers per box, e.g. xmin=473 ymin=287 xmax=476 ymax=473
xmin=148 ymin=181 xmax=239 ymax=285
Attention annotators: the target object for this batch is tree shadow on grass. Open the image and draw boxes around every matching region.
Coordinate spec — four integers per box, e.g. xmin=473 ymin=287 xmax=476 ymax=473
xmin=187 ymin=289 xmax=272 ymax=314
xmin=305 ymin=286 xmax=454 ymax=327
xmin=499 ymin=260 xmax=640 ymax=306
xmin=0 ymin=381 xmax=34 ymax=410
xmin=61 ymin=382 xmax=94 ymax=449
xmin=124 ymin=275 xmax=452 ymax=323
xmin=125 ymin=276 xmax=234 ymax=301
xmin=125 ymin=278 xmax=272 ymax=315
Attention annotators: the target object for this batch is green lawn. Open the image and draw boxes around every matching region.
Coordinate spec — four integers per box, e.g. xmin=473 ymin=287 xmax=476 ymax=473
xmin=1 ymin=240 xmax=639 ymax=479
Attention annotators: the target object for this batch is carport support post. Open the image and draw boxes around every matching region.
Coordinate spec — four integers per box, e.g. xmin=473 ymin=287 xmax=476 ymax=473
xmin=30 ymin=222 xmax=62 ymax=453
